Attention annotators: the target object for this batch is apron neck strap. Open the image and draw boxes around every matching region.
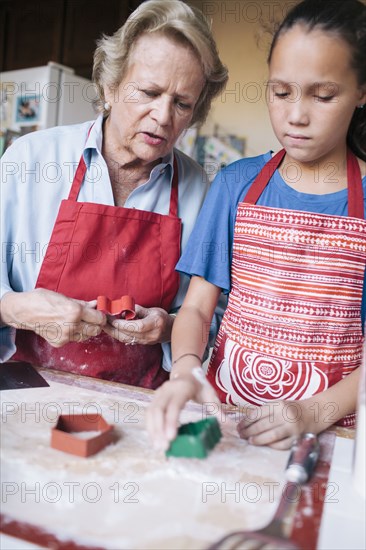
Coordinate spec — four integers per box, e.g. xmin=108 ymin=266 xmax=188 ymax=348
xmin=243 ymin=148 xmax=364 ymax=219
xmin=68 ymin=125 xmax=179 ymax=217
xmin=347 ymin=149 xmax=364 ymax=219
xmin=169 ymin=156 xmax=179 ymax=217
xmin=68 ymin=155 xmax=87 ymax=201
xmin=68 ymin=123 xmax=93 ymax=202
xmin=243 ymin=149 xmax=285 ymax=205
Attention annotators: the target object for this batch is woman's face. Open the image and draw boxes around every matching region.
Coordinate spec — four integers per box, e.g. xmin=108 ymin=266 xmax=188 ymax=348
xmin=267 ymin=24 xmax=366 ymax=166
xmin=104 ymin=33 xmax=205 ymax=167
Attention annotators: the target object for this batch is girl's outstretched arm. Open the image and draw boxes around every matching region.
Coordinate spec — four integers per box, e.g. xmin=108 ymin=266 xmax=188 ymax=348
xmin=237 ymin=367 xmax=361 ymax=449
xmin=147 ymin=276 xmax=222 ymax=450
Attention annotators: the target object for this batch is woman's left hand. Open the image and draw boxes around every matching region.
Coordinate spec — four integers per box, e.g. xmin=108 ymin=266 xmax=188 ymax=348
xmin=102 ymin=305 xmax=174 ymax=345
xmin=236 ymin=400 xmax=314 ymax=450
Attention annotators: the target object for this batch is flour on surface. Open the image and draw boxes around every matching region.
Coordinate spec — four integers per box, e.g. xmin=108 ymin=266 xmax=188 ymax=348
xmin=1 ymin=381 xmax=289 ymax=549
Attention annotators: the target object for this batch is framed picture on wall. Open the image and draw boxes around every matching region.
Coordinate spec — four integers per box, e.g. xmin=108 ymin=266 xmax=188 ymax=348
xmin=15 ymin=95 xmax=41 ymax=125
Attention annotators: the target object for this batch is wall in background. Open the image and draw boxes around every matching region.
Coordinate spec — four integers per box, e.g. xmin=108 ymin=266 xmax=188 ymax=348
xmin=5 ymin=0 xmax=365 ymax=157
xmin=0 ymin=0 xmax=142 ymax=78
xmin=189 ymin=0 xmax=295 ymax=156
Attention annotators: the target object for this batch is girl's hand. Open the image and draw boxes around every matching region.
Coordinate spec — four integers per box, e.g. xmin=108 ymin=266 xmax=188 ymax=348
xmin=102 ymin=305 xmax=174 ymax=345
xmin=236 ymin=400 xmax=314 ymax=450
xmin=146 ymin=371 xmax=220 ymax=451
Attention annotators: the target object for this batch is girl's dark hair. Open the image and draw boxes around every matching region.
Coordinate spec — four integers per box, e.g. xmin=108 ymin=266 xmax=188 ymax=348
xmin=268 ymin=0 xmax=366 ymax=161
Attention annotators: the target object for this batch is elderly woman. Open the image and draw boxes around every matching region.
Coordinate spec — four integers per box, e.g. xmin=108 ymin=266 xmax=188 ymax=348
xmin=0 ymin=0 xmax=228 ymax=388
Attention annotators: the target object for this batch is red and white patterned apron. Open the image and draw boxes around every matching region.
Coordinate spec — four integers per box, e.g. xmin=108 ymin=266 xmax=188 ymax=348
xmin=207 ymin=149 xmax=366 ymax=426
xmin=13 ymin=139 xmax=181 ymax=389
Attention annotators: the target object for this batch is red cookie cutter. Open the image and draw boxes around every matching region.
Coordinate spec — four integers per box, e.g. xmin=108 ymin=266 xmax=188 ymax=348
xmin=97 ymin=295 xmax=136 ymax=320
xmin=51 ymin=413 xmax=115 ymax=457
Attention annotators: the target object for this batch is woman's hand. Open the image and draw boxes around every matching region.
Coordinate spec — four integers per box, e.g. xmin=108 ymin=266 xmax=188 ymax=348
xmin=1 ymin=289 xmax=106 ymax=346
xmin=146 ymin=370 xmax=221 ymax=451
xmin=102 ymin=305 xmax=174 ymax=345
xmin=236 ymin=400 xmax=314 ymax=450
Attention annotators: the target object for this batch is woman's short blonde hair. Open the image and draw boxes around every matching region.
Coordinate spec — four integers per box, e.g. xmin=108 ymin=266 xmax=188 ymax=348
xmin=93 ymin=0 xmax=228 ymax=126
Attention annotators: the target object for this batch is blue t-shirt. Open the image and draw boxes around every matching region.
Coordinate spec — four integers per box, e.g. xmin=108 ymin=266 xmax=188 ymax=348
xmin=177 ymin=152 xmax=366 ymax=328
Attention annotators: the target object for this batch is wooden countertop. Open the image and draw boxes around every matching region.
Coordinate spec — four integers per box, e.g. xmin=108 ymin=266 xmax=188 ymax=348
xmin=0 ymin=367 xmax=351 ymax=549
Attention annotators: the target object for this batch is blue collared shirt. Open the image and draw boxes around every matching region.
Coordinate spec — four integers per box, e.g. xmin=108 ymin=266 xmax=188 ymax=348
xmin=1 ymin=115 xmax=222 ymax=368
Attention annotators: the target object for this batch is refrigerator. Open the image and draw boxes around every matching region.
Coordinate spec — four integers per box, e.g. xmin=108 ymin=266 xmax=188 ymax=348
xmin=0 ymin=61 xmax=97 ymax=153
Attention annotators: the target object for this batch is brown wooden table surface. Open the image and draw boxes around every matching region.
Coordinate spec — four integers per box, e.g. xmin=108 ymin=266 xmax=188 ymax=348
xmin=1 ymin=367 xmax=353 ymax=550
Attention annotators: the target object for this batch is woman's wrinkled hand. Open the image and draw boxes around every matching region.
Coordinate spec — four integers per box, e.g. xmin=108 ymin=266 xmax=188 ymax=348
xmin=1 ymin=288 xmax=106 ymax=346
xmin=102 ymin=305 xmax=174 ymax=345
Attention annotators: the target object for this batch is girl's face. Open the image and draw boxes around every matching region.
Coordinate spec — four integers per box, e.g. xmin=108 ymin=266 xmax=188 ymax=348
xmin=267 ymin=24 xmax=366 ymax=165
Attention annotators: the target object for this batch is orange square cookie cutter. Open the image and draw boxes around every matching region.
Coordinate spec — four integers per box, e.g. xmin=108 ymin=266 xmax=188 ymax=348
xmin=97 ymin=295 xmax=136 ymax=321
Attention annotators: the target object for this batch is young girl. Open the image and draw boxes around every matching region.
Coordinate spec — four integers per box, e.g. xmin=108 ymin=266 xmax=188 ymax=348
xmin=147 ymin=0 xmax=366 ymax=450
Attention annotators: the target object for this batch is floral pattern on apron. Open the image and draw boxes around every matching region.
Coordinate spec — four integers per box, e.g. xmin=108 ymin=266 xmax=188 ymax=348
xmin=207 ymin=149 xmax=366 ymax=426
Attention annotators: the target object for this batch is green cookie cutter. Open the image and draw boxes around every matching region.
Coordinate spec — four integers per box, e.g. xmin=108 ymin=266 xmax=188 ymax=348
xmin=166 ymin=416 xmax=222 ymax=459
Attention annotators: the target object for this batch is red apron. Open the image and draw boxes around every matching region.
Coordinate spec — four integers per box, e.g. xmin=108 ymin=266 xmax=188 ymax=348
xmin=207 ymin=149 xmax=366 ymax=426
xmin=13 ymin=143 xmax=181 ymax=389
